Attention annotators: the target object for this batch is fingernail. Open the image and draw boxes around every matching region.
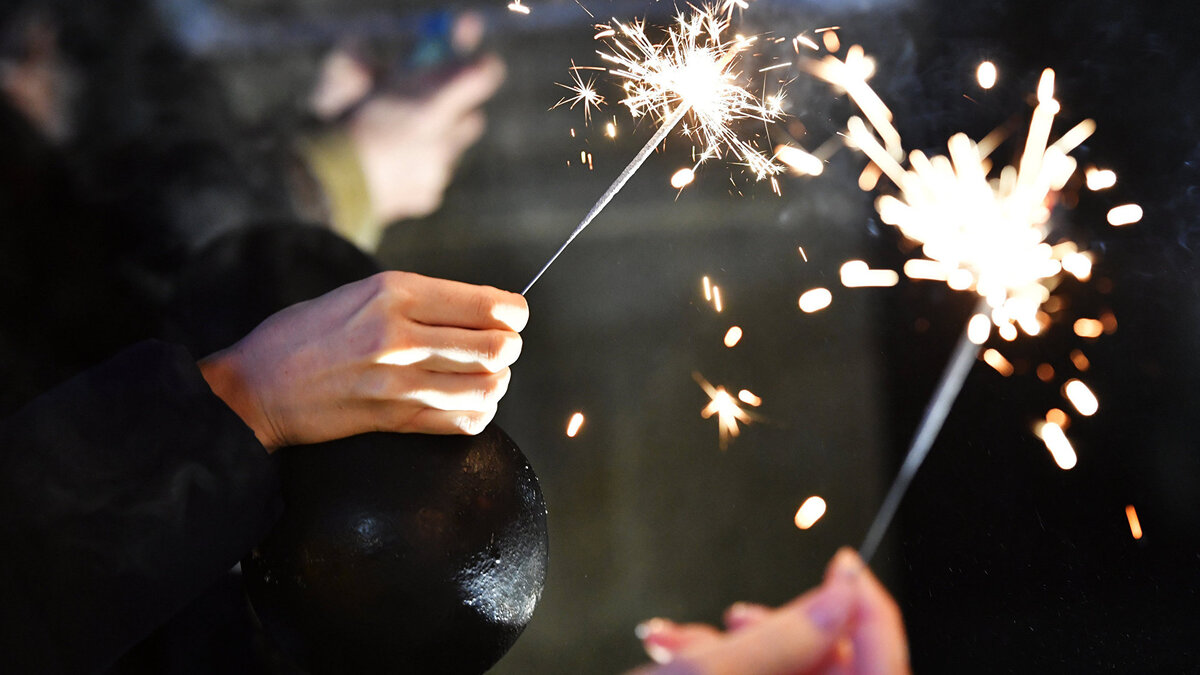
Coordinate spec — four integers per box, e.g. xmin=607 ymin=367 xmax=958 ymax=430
xmin=806 ymin=566 xmax=857 ymax=632
xmin=635 ymin=619 xmax=677 ymax=664
xmin=830 ymin=547 xmax=865 ymax=581
xmin=635 ymin=617 xmax=671 ymax=640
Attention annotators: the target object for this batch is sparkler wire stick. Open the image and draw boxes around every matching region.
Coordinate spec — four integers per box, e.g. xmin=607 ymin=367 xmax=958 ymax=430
xmin=859 ymin=301 xmax=988 ymax=563
xmin=521 ymin=103 xmax=691 ymax=294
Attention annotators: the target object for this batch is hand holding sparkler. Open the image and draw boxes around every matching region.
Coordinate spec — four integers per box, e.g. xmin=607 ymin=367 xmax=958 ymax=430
xmin=200 ymin=271 xmax=527 ymax=451
xmin=630 ymin=549 xmax=910 ymax=675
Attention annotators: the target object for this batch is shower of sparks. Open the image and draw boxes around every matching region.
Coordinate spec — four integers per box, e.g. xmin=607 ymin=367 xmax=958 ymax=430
xmin=553 ymin=62 xmax=606 ymax=124
xmin=798 ymin=287 xmax=832 ymax=313
xmin=794 ymin=496 xmax=827 ymax=529
xmin=524 ymin=4 xmax=784 ymax=294
xmin=566 ymin=412 xmax=586 ymax=437
xmin=723 ymin=325 xmax=743 ymax=347
xmin=598 ymin=7 xmax=785 ymax=179
xmin=835 ymin=63 xmax=1114 ymax=344
xmin=1125 ymin=504 xmax=1144 ymax=540
xmin=695 ymin=372 xmax=755 ymax=449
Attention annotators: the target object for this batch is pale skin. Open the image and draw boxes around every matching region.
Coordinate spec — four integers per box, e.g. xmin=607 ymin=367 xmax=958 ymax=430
xmin=631 ymin=549 xmax=910 ymax=675
xmin=199 ymin=271 xmax=528 ymax=453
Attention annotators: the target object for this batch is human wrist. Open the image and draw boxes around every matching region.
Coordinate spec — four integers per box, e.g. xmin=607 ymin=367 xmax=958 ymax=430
xmin=199 ymin=348 xmax=280 ymax=453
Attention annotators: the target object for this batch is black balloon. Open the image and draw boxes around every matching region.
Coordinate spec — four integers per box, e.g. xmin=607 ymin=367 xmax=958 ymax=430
xmin=242 ymin=426 xmax=549 ymax=674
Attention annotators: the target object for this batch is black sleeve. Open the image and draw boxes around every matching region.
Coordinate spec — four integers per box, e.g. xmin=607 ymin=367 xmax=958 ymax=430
xmin=0 ymin=340 xmax=283 ymax=674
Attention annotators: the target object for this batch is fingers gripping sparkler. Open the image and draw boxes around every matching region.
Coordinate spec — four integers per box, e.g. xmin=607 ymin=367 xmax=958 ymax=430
xmin=523 ymin=7 xmax=783 ymax=294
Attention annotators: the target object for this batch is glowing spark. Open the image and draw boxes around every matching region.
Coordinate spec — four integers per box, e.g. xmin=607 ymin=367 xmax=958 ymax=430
xmin=976 ymin=61 xmax=998 ymax=89
xmin=1036 ymin=421 xmax=1077 ymax=470
xmin=982 ymin=348 xmax=1014 ymax=376
xmin=737 ymin=389 xmax=762 ymax=406
xmin=858 ymin=162 xmax=882 ymax=191
xmin=507 ymin=1 xmax=531 ymax=15
xmin=695 ymin=373 xmax=754 ymax=449
xmin=775 ymin=144 xmax=825 ymax=176
xmin=794 ymin=496 xmax=827 ymax=529
xmin=821 ymin=29 xmax=841 ymax=53
xmin=1069 ymin=349 xmax=1090 ymax=371
xmin=1086 ymin=167 xmax=1117 ymax=190
xmin=671 ymin=167 xmax=696 ymax=188
xmin=967 ymin=313 xmax=992 ymax=345
xmin=1063 ymin=378 xmax=1098 ymax=416
xmin=1074 ymin=318 xmax=1104 ymax=338
xmin=553 ymin=63 xmax=606 ymax=124
xmin=1100 ymin=311 xmax=1118 ymax=333
xmin=723 ymin=326 xmax=743 ymax=347
xmin=840 ymin=260 xmax=899 ymax=288
xmin=793 ymin=34 xmax=820 ymax=53
xmin=1036 ymin=363 xmax=1055 ymax=381
xmin=566 ymin=412 xmax=586 ymax=437
xmin=1061 ymin=251 xmax=1093 ymax=281
xmin=702 ymin=275 xmax=712 ymax=301
xmin=797 ymin=245 xmax=808 ymax=262
xmin=1125 ymin=505 xmax=1144 ymax=540
xmin=1046 ymin=408 xmax=1070 ymax=429
xmin=712 ymin=285 xmax=724 ymax=312
xmin=798 ymin=288 xmax=832 ymax=313
xmin=1107 ymin=204 xmax=1143 ymax=226
xmin=605 ymin=120 xmax=617 ymax=137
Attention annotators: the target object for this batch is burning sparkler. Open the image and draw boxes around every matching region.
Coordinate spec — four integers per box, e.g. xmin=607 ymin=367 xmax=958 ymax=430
xmin=812 ymin=49 xmax=1133 ymax=561
xmin=523 ymin=5 xmax=783 ymax=293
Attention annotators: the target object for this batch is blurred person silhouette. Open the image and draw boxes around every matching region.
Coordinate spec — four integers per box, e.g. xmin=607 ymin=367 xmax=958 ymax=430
xmin=0 ymin=1 xmax=523 ymax=672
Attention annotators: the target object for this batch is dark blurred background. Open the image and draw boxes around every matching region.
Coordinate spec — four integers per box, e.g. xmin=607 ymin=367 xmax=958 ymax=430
xmin=19 ymin=0 xmax=1200 ymax=670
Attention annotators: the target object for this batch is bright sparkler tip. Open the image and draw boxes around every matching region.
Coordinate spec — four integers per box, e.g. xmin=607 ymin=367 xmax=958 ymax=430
xmin=595 ymin=5 xmax=785 ymax=180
